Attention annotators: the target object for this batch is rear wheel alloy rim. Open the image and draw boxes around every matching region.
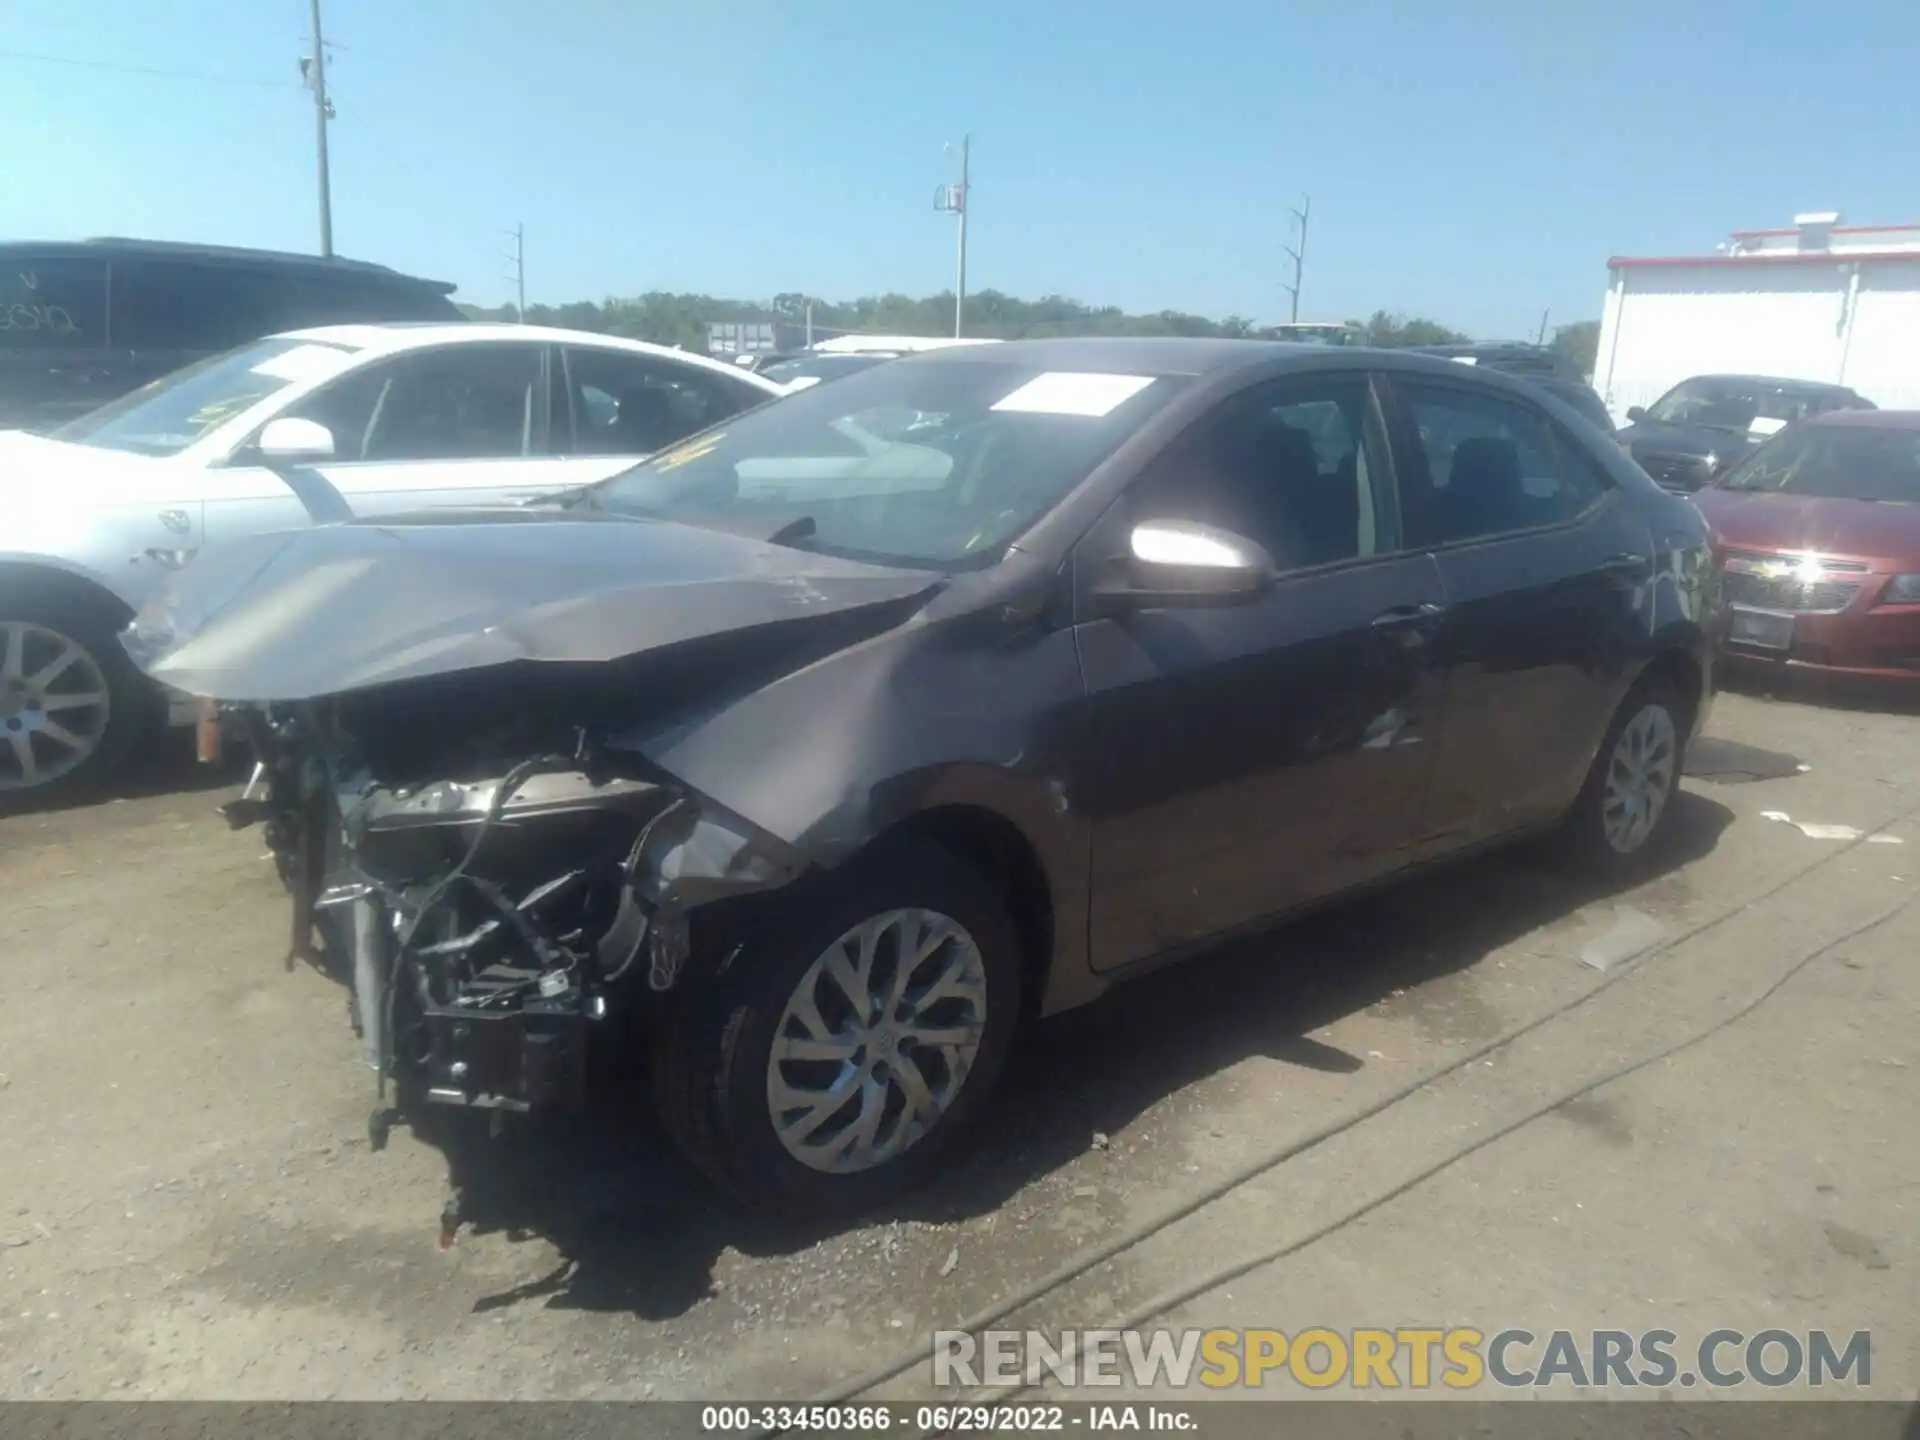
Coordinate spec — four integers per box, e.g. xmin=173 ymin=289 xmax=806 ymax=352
xmin=767 ymin=907 xmax=989 ymax=1175
xmin=0 ymin=622 xmax=112 ymax=792
xmin=1601 ymin=703 xmax=1676 ymax=855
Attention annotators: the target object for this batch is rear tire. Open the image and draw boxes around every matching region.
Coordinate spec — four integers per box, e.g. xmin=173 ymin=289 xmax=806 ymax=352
xmin=0 ymin=589 xmax=153 ymax=808
xmin=1560 ymin=674 xmax=1689 ymax=876
xmin=649 ymin=838 xmax=1021 ymax=1216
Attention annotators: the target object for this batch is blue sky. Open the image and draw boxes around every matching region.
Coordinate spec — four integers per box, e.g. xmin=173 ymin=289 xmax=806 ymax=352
xmin=4 ymin=0 xmax=1917 ymax=339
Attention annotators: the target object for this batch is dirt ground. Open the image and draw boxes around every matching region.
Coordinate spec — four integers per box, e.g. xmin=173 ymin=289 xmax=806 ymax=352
xmin=1 ymin=679 xmax=1915 ymax=1404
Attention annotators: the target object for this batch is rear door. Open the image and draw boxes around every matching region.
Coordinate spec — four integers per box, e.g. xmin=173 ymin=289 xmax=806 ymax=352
xmin=1072 ymin=369 xmax=1448 ymax=972
xmin=1378 ymin=373 xmax=1653 ymax=857
xmin=553 ymin=344 xmax=771 ymax=489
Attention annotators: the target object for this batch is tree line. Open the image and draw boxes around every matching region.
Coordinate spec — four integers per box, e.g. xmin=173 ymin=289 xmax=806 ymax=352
xmin=458 ymin=290 xmax=1601 ymax=375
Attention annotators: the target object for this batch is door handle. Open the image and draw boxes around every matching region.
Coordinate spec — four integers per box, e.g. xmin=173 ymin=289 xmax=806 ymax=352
xmin=1371 ymin=602 xmax=1446 ymax=643
xmin=1602 ymin=552 xmax=1653 ymax=580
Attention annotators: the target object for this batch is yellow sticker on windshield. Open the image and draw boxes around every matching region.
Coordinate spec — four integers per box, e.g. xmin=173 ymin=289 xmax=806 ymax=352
xmin=653 ymin=434 xmax=725 ymax=471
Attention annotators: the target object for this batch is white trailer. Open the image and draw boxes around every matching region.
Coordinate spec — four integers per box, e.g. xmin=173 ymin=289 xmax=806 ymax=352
xmin=1593 ymin=214 xmax=1920 ymax=425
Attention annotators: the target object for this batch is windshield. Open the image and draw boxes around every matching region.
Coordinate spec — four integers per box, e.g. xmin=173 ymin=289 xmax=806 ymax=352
xmin=590 ymin=357 xmax=1191 ymax=567
xmin=1717 ymin=425 xmax=1920 ymax=503
xmin=759 ymin=353 xmax=895 ymax=386
xmin=52 ymin=336 xmax=361 ymax=457
xmin=1644 ymin=376 xmax=1852 ymax=430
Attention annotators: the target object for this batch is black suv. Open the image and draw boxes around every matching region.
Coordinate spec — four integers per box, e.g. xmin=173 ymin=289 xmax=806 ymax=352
xmin=1 ymin=238 xmax=463 ymax=431
xmin=1407 ymin=343 xmax=1615 ymax=433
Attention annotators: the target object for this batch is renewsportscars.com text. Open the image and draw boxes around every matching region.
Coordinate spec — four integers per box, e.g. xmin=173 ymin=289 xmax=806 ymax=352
xmin=932 ymin=1327 xmax=1873 ymax=1391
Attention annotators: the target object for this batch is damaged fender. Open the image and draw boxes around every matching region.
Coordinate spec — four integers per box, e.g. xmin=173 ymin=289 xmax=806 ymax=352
xmin=615 ymin=547 xmax=1095 ymax=1005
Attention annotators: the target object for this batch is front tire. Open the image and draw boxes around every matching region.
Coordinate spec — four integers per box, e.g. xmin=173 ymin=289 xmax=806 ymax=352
xmin=1562 ymin=675 xmax=1688 ymax=875
xmin=0 ymin=593 xmax=151 ymax=807
xmin=650 ymin=839 xmax=1022 ymax=1216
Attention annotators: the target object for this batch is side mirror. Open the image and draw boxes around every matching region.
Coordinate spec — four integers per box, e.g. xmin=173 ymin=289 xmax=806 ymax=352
xmin=1625 ymin=405 xmax=1647 ymax=424
xmin=256 ymin=416 xmax=336 ymax=464
xmin=1094 ymin=519 xmax=1276 ymax=613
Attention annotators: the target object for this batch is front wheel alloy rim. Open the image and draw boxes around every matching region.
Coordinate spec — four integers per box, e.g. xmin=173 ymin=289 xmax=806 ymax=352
xmin=1602 ymin=702 xmax=1677 ymax=854
xmin=767 ymin=907 xmax=989 ymax=1175
xmin=0 ymin=622 xmax=112 ymax=792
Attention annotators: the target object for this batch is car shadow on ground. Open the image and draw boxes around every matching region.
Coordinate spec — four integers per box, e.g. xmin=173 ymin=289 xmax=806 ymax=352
xmin=409 ymin=789 xmax=1737 ymax=1321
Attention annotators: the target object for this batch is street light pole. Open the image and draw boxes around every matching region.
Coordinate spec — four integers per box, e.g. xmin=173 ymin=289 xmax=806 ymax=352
xmin=304 ymin=0 xmax=334 ymax=257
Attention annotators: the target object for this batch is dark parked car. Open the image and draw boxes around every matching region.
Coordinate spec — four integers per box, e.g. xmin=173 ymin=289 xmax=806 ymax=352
xmin=1693 ymin=410 xmax=1920 ymax=680
xmin=1410 ymin=342 xmax=1580 ymax=379
xmin=0 ymin=238 xmax=463 ymax=432
xmin=1409 ymin=346 xmax=1612 ymax=433
xmin=1526 ymin=375 xmax=1617 ymax=435
xmin=758 ymin=351 xmax=899 ymax=388
xmin=1617 ymin=374 xmax=1874 ymax=494
xmin=126 ymin=339 xmax=1716 ymax=1214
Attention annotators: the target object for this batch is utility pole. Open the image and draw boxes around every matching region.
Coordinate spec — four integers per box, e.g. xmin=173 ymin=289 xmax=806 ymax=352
xmin=496 ymin=226 xmax=527 ymax=320
xmin=1281 ymin=196 xmax=1309 ymax=324
xmin=302 ymin=0 xmax=335 ymax=257
xmin=805 ymin=298 xmax=814 ymax=348
xmin=513 ymin=224 xmax=526 ymax=321
xmin=935 ymin=135 xmax=970 ymax=337
xmin=1536 ymin=308 xmax=1551 ymax=345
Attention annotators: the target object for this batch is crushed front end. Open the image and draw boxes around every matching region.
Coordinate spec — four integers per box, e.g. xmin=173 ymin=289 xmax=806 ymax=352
xmin=225 ymin=696 xmax=804 ymax=1143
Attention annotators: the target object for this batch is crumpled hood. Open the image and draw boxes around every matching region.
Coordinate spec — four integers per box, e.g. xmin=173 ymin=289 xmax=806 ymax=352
xmin=122 ymin=508 xmax=942 ymax=702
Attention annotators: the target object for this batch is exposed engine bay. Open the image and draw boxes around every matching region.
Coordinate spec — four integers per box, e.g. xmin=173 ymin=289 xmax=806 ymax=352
xmin=222 ymin=675 xmax=806 ymax=1153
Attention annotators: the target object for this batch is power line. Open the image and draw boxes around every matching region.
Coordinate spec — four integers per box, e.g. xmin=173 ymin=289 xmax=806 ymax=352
xmin=0 ymin=45 xmax=296 ymax=88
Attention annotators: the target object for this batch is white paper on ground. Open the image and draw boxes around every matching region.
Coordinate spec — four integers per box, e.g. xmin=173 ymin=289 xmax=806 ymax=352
xmin=1759 ymin=810 xmax=1893 ymax=842
xmin=1579 ymin=904 xmax=1668 ymax=972
xmin=991 ymin=372 xmax=1155 ymax=418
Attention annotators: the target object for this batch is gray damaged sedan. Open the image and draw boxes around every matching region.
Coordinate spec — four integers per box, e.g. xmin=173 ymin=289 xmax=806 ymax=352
xmin=124 ymin=338 xmax=1717 ymax=1215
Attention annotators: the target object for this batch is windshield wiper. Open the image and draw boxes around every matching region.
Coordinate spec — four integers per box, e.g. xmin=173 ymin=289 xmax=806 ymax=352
xmin=765 ymin=515 xmax=818 ymax=548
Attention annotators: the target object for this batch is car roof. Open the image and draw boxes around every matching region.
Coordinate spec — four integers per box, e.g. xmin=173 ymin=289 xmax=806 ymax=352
xmin=898 ymin=335 xmax=1570 ymax=385
xmin=0 ymin=237 xmax=456 ymax=292
xmin=274 ymin=322 xmax=786 ymax=390
xmin=1807 ymin=408 xmax=1920 ymax=430
xmin=1680 ymin=373 xmax=1858 ymax=394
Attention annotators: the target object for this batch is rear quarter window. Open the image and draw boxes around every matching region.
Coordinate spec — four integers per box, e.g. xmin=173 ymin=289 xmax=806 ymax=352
xmin=0 ymin=258 xmax=108 ymax=349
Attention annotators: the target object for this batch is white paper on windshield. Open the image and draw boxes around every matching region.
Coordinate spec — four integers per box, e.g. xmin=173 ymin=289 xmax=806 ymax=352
xmin=1449 ymin=355 xmax=1480 ymax=366
xmin=991 ymin=372 xmax=1155 ymax=418
xmin=249 ymin=344 xmax=355 ymax=384
xmin=1747 ymin=416 xmax=1789 ymax=437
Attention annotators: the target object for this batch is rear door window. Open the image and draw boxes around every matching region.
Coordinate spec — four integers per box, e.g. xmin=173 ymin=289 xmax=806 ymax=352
xmin=560 ymin=346 xmax=763 ymax=455
xmin=1 ymin=259 xmax=108 ymax=349
xmin=1391 ymin=380 xmax=1609 ymax=547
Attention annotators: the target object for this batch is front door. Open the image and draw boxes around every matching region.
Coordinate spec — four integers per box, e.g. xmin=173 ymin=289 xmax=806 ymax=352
xmin=1379 ymin=374 xmax=1654 ymax=857
xmin=1072 ymin=371 xmax=1448 ymax=973
xmin=200 ymin=342 xmax=571 ymax=540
